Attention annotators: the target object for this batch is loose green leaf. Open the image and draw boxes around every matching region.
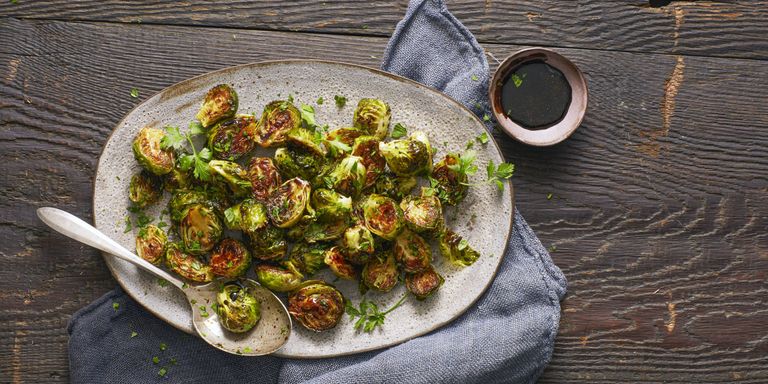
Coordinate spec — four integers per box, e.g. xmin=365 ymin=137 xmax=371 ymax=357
xmin=300 ymin=104 xmax=316 ymax=127
xmin=317 ymin=97 xmax=324 ymax=105
xmin=485 ymin=160 xmax=515 ymax=191
xmin=160 ymin=126 xmax=185 ymax=150
xmin=130 ymin=331 xmax=138 ymax=338
xmin=482 ymin=114 xmax=491 ymax=122
xmin=158 ymin=367 xmax=167 ymax=377
xmin=476 ymin=132 xmax=489 ymax=144
xmin=130 ymin=88 xmax=139 ymax=98
xmin=188 ymin=121 xmax=205 ymax=136
xmin=470 ymin=74 xmax=479 ymax=81
xmin=334 ymin=95 xmax=347 ymax=108
xmin=546 ymin=193 xmax=553 ymax=200
xmin=448 ymin=150 xmax=478 ymax=178
xmin=511 ymin=73 xmax=524 ymax=88
xmin=152 ymin=356 xmax=160 ymax=364
xmin=345 ymin=294 xmax=407 ymax=333
xmin=123 ymin=216 xmax=132 ymax=233
xmin=391 ymin=123 xmax=408 ymax=139
xmin=112 ymin=302 xmax=120 ymax=311
xmin=157 ymin=279 xmax=169 ymax=288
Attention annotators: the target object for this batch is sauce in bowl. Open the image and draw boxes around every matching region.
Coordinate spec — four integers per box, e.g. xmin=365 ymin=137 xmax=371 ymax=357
xmin=500 ymin=60 xmax=571 ymax=130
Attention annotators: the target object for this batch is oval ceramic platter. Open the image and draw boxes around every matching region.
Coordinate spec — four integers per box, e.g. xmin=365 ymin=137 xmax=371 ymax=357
xmin=93 ymin=60 xmax=514 ymax=358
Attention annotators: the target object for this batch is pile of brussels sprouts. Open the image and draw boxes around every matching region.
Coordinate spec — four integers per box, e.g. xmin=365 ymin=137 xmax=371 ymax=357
xmin=129 ymin=84 xmax=481 ymax=334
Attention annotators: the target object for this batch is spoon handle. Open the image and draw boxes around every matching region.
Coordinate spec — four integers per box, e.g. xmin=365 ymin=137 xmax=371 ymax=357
xmin=37 ymin=207 xmax=185 ymax=290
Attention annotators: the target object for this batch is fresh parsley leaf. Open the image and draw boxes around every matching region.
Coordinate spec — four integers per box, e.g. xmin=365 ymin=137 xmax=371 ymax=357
xmin=334 ymin=95 xmax=347 ymax=108
xmin=485 ymin=160 xmax=515 ymax=191
xmin=476 ymin=132 xmax=489 ymax=144
xmin=188 ymin=121 xmax=205 ymax=136
xmin=471 ymin=74 xmax=479 ymax=81
xmin=317 ymin=97 xmax=324 ymax=105
xmin=448 ymin=150 xmax=478 ymax=178
xmin=549 ymin=245 xmax=557 ymax=252
xmin=130 ymin=88 xmax=139 ymax=98
xmin=123 ymin=216 xmax=132 ymax=233
xmin=160 ymin=342 xmax=167 ymax=351
xmin=345 ymin=294 xmax=407 ymax=333
xmin=547 ymin=193 xmax=553 ymax=200
xmin=157 ymin=279 xmax=169 ymax=288
xmin=112 ymin=302 xmax=120 ymax=311
xmin=300 ymin=104 xmax=316 ymax=128
xmin=482 ymin=114 xmax=491 ymax=122
xmin=511 ymin=73 xmax=524 ymax=88
xmin=390 ymin=123 xmax=407 ymax=139
xmin=130 ymin=331 xmax=138 ymax=338
xmin=160 ymin=126 xmax=185 ymax=150
xmin=158 ymin=367 xmax=167 ymax=377
xmin=152 ymin=356 xmax=160 ymax=364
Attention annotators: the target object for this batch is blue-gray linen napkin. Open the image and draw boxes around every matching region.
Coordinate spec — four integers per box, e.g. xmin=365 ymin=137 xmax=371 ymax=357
xmin=68 ymin=1 xmax=567 ymax=382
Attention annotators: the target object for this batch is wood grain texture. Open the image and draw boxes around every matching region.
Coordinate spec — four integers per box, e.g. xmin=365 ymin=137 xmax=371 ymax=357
xmin=1 ymin=1 xmax=767 ymax=59
xmin=1 ymin=16 xmax=767 ymax=383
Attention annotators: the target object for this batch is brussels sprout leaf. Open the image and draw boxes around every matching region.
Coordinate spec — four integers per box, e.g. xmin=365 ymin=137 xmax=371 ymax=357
xmin=345 ymin=294 xmax=407 ymax=333
xmin=391 ymin=123 xmax=407 ymax=139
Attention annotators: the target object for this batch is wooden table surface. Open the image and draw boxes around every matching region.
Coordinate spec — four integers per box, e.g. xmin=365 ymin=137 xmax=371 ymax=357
xmin=2 ymin=1 xmax=767 ymax=382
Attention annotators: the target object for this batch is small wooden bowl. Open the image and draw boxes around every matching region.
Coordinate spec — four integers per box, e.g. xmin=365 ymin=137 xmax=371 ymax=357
xmin=489 ymin=48 xmax=588 ymax=146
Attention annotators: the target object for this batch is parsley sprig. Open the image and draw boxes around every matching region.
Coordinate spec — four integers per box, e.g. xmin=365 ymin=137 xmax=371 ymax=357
xmin=486 ymin=160 xmax=515 ymax=191
xmin=345 ymin=294 xmax=407 ymax=333
xmin=447 ymin=150 xmax=479 ymax=178
xmin=161 ymin=123 xmax=211 ymax=181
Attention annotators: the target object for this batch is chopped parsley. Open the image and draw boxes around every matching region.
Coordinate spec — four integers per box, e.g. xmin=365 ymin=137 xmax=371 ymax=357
xmin=345 ymin=294 xmax=408 ymax=332
xmin=476 ymin=132 xmax=489 ymax=144
xmin=157 ymin=279 xmax=169 ymax=288
xmin=130 ymin=88 xmax=139 ymax=98
xmin=391 ymin=123 xmax=408 ymax=139
xmin=130 ymin=331 xmax=138 ymax=338
xmin=470 ymin=74 xmax=479 ymax=81
xmin=547 ymin=193 xmax=553 ymax=200
xmin=549 ymin=245 xmax=557 ymax=252
xmin=334 ymin=95 xmax=347 ymax=108
xmin=112 ymin=302 xmax=120 ymax=311
xmin=482 ymin=114 xmax=491 ymax=122
xmin=152 ymin=356 xmax=160 ymax=364
xmin=511 ymin=73 xmax=524 ymax=88
xmin=316 ymin=96 xmax=324 ymax=105
xmin=300 ymin=104 xmax=316 ymax=128
xmin=158 ymin=367 xmax=167 ymax=377
xmin=160 ymin=342 xmax=167 ymax=351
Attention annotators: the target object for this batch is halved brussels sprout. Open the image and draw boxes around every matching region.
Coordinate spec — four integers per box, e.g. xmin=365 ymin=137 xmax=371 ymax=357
xmin=311 ymin=189 xmax=352 ymax=221
xmin=274 ymin=147 xmax=324 ymax=181
xmin=209 ymin=238 xmax=252 ymax=278
xmin=393 ymin=229 xmax=431 ymax=273
xmin=255 ymin=100 xmax=301 ymax=147
xmin=324 ymin=246 xmax=357 ymax=280
xmin=216 ymin=282 xmax=260 ymax=333
xmin=248 ymin=224 xmax=287 ymax=261
xmin=406 ymin=265 xmax=444 ymax=300
xmin=246 ymin=157 xmax=282 ymax=202
xmin=132 ymin=127 xmax=175 ymax=175
xmin=289 ymin=242 xmax=328 ymax=275
xmin=224 ymin=199 xmax=268 ymax=233
xmin=325 ymin=127 xmax=365 ymax=147
xmin=378 ymin=131 xmax=433 ymax=176
xmin=372 ymin=172 xmax=418 ymax=200
xmin=431 ymin=154 xmax=468 ymax=206
xmin=362 ymin=250 xmax=399 ymax=292
xmin=351 ymin=136 xmax=386 ymax=188
xmin=266 ymin=178 xmax=311 ymax=228
xmin=438 ymin=229 xmax=480 ymax=266
xmin=208 ymin=160 xmax=252 ymax=197
xmin=286 ymin=127 xmax=326 ymax=158
xmin=163 ymin=166 xmax=192 ymax=192
xmin=352 ymin=98 xmax=391 ymax=139
xmin=326 ymin=156 xmax=366 ymax=197
xmin=400 ymin=189 xmax=444 ymax=234
xmin=361 ymin=194 xmax=404 ymax=240
xmin=165 ymin=243 xmax=213 ymax=283
xmin=207 ymin=115 xmax=257 ymax=161
xmin=341 ymin=223 xmax=375 ymax=264
xmin=168 ymin=189 xmax=225 ymax=222
xmin=178 ymin=204 xmax=223 ymax=255
xmin=304 ymin=218 xmax=348 ymax=243
xmin=255 ymin=261 xmax=304 ymax=293
xmin=128 ymin=171 xmax=162 ymax=208
xmin=135 ymin=224 xmax=167 ymax=265
xmin=288 ymin=280 xmax=344 ymax=332
xmin=196 ymin=84 xmax=238 ymax=128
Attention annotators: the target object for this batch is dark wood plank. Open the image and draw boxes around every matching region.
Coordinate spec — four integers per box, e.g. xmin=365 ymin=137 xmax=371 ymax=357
xmin=1 ymin=1 xmax=767 ymax=60
xmin=1 ymin=18 xmax=767 ymax=383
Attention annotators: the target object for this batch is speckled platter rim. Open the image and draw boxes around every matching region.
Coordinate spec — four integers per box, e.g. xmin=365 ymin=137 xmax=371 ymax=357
xmin=93 ymin=59 xmax=514 ymax=358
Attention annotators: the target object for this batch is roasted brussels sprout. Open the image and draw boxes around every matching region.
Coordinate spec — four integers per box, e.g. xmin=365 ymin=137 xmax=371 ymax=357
xmin=196 ymin=84 xmax=238 ymax=128
xmin=208 ymin=160 xmax=252 ymax=197
xmin=304 ymin=218 xmax=348 ymax=243
xmin=406 ymin=265 xmax=444 ymax=300
xmin=224 ymin=199 xmax=268 ymax=234
xmin=178 ymin=203 xmax=223 ymax=255
xmin=351 ymin=136 xmax=386 ymax=188
xmin=325 ymin=127 xmax=365 ymax=147
xmin=248 ymin=224 xmax=287 ymax=261
xmin=438 ymin=229 xmax=480 ymax=267
xmin=168 ymin=189 xmax=226 ymax=222
xmin=393 ymin=229 xmax=431 ymax=273
xmin=165 ymin=242 xmax=213 ymax=283
xmin=431 ymin=154 xmax=468 ymax=206
xmin=341 ymin=224 xmax=375 ymax=264
xmin=135 ymin=224 xmax=167 ymax=265
xmin=286 ymin=127 xmax=326 ymax=158
xmin=324 ymin=246 xmax=357 ymax=280
xmin=362 ymin=250 xmax=399 ymax=292
xmin=216 ymin=282 xmax=260 ymax=333
xmin=209 ymin=238 xmax=251 ymax=278
xmin=207 ymin=115 xmax=257 ymax=161
xmin=255 ymin=261 xmax=304 ymax=293
xmin=311 ymin=189 xmax=352 ymax=221
xmin=128 ymin=171 xmax=162 ymax=208
xmin=400 ymin=189 xmax=444 ymax=234
xmin=132 ymin=126 xmax=175 ymax=175
xmin=288 ymin=280 xmax=344 ymax=332
xmin=163 ymin=166 xmax=192 ymax=192
xmin=326 ymin=155 xmax=366 ymax=197
xmin=378 ymin=131 xmax=433 ymax=176
xmin=255 ymin=100 xmax=301 ymax=147
xmin=372 ymin=172 xmax=418 ymax=200
xmin=246 ymin=157 xmax=281 ymax=202
xmin=352 ymin=98 xmax=391 ymax=140
xmin=289 ymin=242 xmax=328 ymax=275
xmin=274 ymin=147 xmax=324 ymax=181
xmin=266 ymin=178 xmax=311 ymax=228
xmin=361 ymin=194 xmax=404 ymax=240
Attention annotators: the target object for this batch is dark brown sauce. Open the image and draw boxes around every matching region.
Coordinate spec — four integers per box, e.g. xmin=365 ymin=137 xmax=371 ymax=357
xmin=500 ymin=60 xmax=572 ymax=130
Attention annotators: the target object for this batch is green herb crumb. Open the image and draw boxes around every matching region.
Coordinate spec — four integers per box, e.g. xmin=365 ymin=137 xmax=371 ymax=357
xmin=152 ymin=356 xmax=160 ymax=364
xmin=112 ymin=302 xmax=120 ymax=311
xmin=130 ymin=88 xmax=139 ymax=98
xmin=130 ymin=331 xmax=138 ymax=338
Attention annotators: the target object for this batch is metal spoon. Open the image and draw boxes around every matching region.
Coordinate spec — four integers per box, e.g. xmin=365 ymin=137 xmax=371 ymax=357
xmin=37 ymin=207 xmax=291 ymax=356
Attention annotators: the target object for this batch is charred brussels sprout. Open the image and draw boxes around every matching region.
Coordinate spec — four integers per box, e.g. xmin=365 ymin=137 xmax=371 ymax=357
xmin=372 ymin=172 xmax=418 ymax=200
xmin=209 ymin=238 xmax=251 ymax=278
xmin=362 ymin=251 xmax=399 ymax=292
xmin=325 ymin=127 xmax=365 ymax=147
xmin=289 ymin=242 xmax=328 ymax=275
xmin=208 ymin=160 xmax=252 ymax=197
xmin=438 ymin=229 xmax=480 ymax=267
xmin=406 ymin=266 xmax=444 ymax=300
xmin=361 ymin=194 xmax=404 ymax=240
xmin=168 ymin=189 xmax=225 ymax=222
xmin=132 ymin=127 xmax=175 ymax=175
xmin=256 ymin=100 xmax=301 ymax=147
xmin=393 ymin=229 xmax=431 ymax=273
xmin=311 ymin=189 xmax=352 ymax=221
xmin=400 ymin=189 xmax=444 ymax=234
xmin=216 ymin=283 xmax=260 ymax=333
xmin=378 ymin=131 xmax=433 ymax=176
xmin=431 ymin=154 xmax=468 ymax=206
xmin=178 ymin=204 xmax=223 ymax=255
xmin=246 ymin=157 xmax=281 ymax=202
xmin=165 ymin=243 xmax=213 ymax=283
xmin=128 ymin=171 xmax=162 ymax=208
xmin=135 ymin=225 xmax=167 ymax=265
xmin=352 ymin=98 xmax=391 ymax=140
xmin=224 ymin=199 xmax=267 ymax=233
xmin=274 ymin=147 xmax=324 ymax=181
xmin=286 ymin=127 xmax=326 ymax=158
xmin=324 ymin=246 xmax=357 ymax=280
xmin=163 ymin=166 xmax=192 ymax=192
xmin=267 ymin=178 xmax=311 ymax=228
xmin=248 ymin=224 xmax=287 ymax=261
xmin=255 ymin=261 xmax=304 ymax=293
xmin=341 ymin=224 xmax=375 ymax=264
xmin=196 ymin=84 xmax=238 ymax=128
xmin=327 ymin=156 xmax=366 ymax=197
xmin=304 ymin=219 xmax=348 ymax=243
xmin=351 ymin=136 xmax=386 ymax=188
xmin=288 ymin=281 xmax=344 ymax=332
xmin=207 ymin=115 xmax=257 ymax=161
